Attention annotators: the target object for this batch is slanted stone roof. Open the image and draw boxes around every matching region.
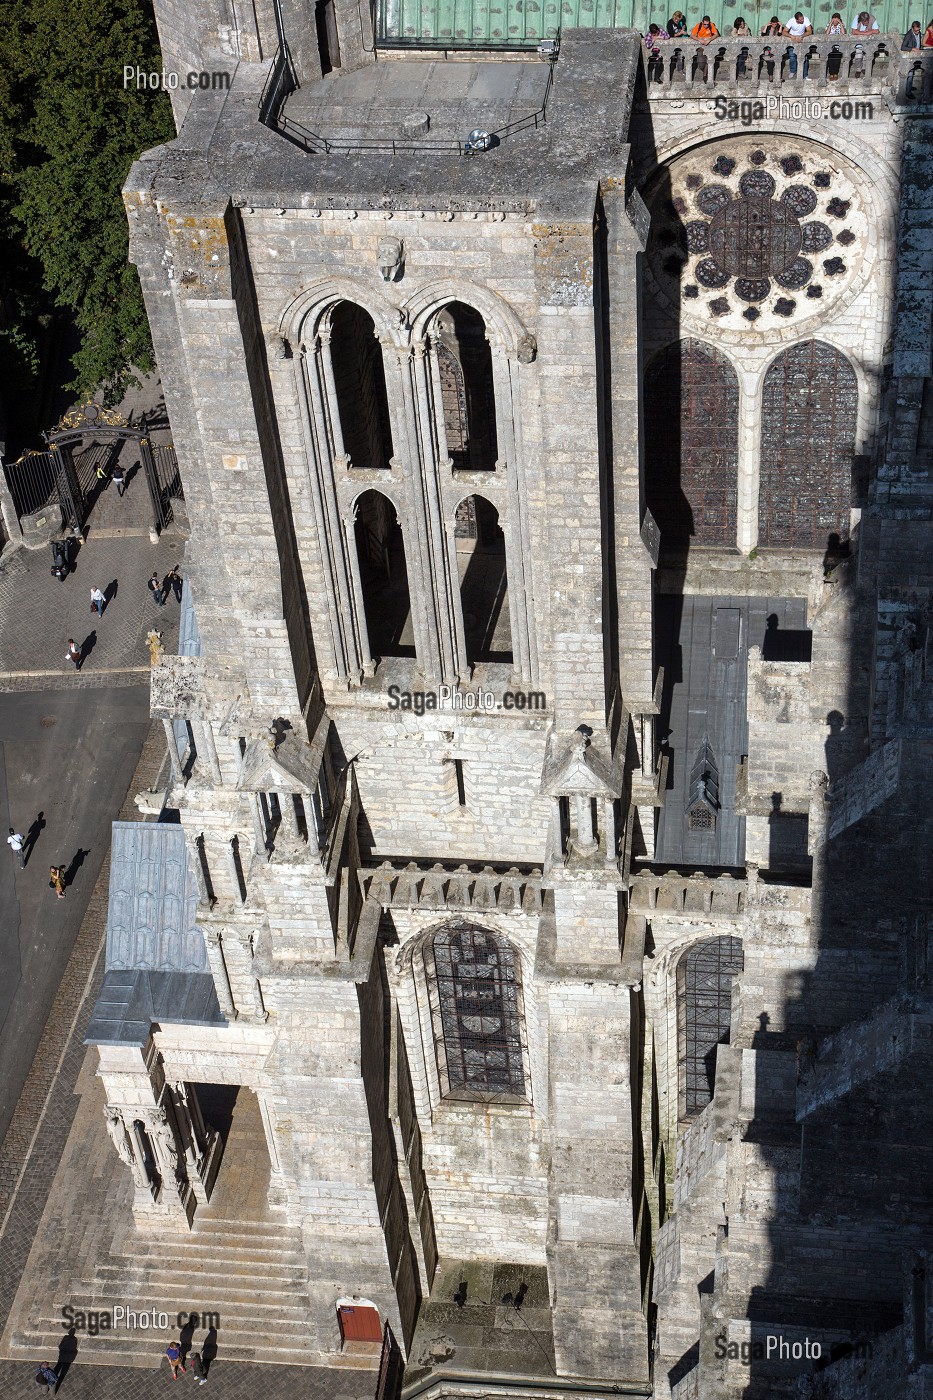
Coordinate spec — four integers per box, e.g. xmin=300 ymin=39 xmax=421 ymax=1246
xmin=85 ymin=822 xmax=224 ymax=1046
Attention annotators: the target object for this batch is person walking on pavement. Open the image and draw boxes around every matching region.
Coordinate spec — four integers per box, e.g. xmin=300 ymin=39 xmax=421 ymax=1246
xmin=7 ymin=828 xmax=25 ymax=869
xmin=189 ymin=1352 xmax=208 ymax=1385
xmin=164 ymin=1339 xmax=186 ymax=1379
xmin=112 ymin=465 xmax=126 ymax=497
xmin=90 ymin=585 xmax=106 ymax=617
xmin=163 ymin=565 xmax=182 ymax=603
xmin=66 ymin=638 xmax=82 ymax=670
xmin=49 ymin=865 xmax=66 ymax=899
xmin=148 ymin=572 xmax=164 ymax=606
xmin=34 ymin=1361 xmax=59 ymax=1392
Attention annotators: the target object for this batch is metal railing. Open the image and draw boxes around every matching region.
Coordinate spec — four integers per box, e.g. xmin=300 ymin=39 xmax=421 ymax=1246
xmin=642 ymin=34 xmax=933 ymax=102
xmin=259 ymin=47 xmax=554 ymax=156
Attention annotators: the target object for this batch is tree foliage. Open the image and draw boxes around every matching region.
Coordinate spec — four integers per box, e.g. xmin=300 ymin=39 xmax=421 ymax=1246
xmin=0 ymin=0 xmax=174 ymax=405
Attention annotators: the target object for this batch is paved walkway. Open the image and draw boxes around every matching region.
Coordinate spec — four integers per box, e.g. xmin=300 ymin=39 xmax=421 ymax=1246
xmin=0 ymin=532 xmax=183 ymax=689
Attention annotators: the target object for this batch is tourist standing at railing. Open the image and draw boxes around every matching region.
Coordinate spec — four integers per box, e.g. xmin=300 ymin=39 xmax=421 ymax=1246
xmin=851 ymin=10 xmax=878 ymax=76
xmin=645 ymin=22 xmax=669 ymax=79
xmin=667 ymin=9 xmax=687 ymax=36
xmin=902 ymin=19 xmax=924 ymax=95
xmin=731 ymin=16 xmax=751 ymax=34
xmin=690 ymin=14 xmax=719 ymax=76
xmin=924 ymin=19 xmax=933 ymax=44
xmin=690 ymin=14 xmax=719 ymax=40
xmin=785 ymin=12 xmax=813 ymax=76
xmin=825 ymin=12 xmax=845 ymax=78
xmin=761 ymin=15 xmax=783 ymax=78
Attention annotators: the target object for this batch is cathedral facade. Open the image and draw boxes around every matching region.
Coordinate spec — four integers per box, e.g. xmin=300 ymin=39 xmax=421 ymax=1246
xmin=91 ymin=4 xmax=933 ymax=1395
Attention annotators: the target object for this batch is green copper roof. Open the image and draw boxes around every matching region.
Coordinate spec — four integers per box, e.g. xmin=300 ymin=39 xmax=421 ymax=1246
xmin=377 ymin=0 xmax=911 ymax=46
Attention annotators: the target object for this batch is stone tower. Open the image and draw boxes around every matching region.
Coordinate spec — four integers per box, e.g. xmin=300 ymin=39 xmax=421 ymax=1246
xmin=92 ymin=0 xmax=933 ymax=1394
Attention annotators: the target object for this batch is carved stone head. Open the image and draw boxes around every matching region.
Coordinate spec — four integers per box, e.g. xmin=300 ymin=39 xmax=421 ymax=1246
xmin=377 ymin=237 xmax=404 ymax=282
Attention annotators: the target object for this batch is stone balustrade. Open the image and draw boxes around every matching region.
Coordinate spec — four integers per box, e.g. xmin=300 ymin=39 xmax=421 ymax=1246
xmin=360 ymin=859 xmax=543 ymax=915
xmin=629 ymin=868 xmax=745 ymax=916
xmin=642 ymin=35 xmax=933 ymax=103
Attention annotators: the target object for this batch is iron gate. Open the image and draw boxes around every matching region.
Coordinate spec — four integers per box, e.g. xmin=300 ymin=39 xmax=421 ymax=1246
xmin=3 ymin=403 xmax=182 ymax=534
xmin=4 ymin=447 xmax=84 ymax=529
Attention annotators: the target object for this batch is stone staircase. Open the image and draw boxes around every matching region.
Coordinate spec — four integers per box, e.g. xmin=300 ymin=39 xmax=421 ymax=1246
xmin=0 ymin=1065 xmax=352 ymax=1371
xmin=6 ymin=1215 xmax=319 ymax=1367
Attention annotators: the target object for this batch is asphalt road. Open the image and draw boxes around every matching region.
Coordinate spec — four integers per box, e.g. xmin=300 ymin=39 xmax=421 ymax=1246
xmin=0 ymin=685 xmax=152 ymax=1144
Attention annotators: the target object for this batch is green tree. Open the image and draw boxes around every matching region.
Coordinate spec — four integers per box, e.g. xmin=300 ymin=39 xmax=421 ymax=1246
xmin=2 ymin=0 xmax=174 ymax=405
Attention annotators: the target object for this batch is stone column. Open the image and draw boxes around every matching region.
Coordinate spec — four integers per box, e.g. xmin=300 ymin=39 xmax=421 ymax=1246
xmin=494 ymin=348 xmax=535 ymax=684
xmin=317 ymin=324 xmax=348 ymax=462
xmin=204 ymin=928 xmax=237 ymax=1019
xmin=295 ymin=343 xmax=352 ymax=681
xmin=444 ymin=517 xmax=469 ymax=678
xmin=129 ymin=1119 xmax=158 ymax=1195
xmin=603 ymin=798 xmax=617 ymax=866
xmin=425 ymin=335 xmax=472 ymax=684
xmin=237 ymin=931 xmax=268 ymax=1022
xmin=413 ymin=337 xmax=459 ymax=683
xmin=387 ymin=343 xmax=439 ymax=678
xmin=185 ymin=833 xmax=211 ymax=905
xmin=225 ymin=838 xmax=245 ymax=904
xmin=162 ymin=717 xmax=185 ymax=785
xmin=198 ymin=720 xmax=223 ymax=786
xmin=573 ymin=795 xmax=598 ymax=856
xmin=105 ymin=1107 xmax=155 ymax=1197
xmin=343 ymin=510 xmax=374 ymax=676
xmin=251 ymin=792 xmax=269 ymax=857
xmin=737 ymin=369 xmax=761 ymax=553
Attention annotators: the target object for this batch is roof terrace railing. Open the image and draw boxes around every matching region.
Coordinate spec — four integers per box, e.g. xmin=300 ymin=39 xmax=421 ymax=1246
xmin=642 ymin=35 xmax=933 ymax=102
xmin=258 ymin=50 xmax=555 ymax=156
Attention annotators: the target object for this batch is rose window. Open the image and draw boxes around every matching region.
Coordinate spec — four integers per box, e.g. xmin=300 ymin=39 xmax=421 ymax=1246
xmin=645 ymin=138 xmax=865 ymax=333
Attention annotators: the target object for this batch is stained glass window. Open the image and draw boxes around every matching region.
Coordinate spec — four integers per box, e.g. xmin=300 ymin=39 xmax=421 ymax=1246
xmin=426 ymin=923 xmax=527 ymax=1101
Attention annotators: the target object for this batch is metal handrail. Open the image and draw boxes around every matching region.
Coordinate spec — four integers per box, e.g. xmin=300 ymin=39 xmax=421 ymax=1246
xmin=259 ymin=48 xmax=554 ymax=157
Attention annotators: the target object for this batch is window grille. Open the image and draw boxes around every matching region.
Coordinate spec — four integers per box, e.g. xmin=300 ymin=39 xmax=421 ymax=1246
xmin=677 ymin=936 xmax=743 ymax=1118
xmin=759 ymin=339 xmax=857 ymax=548
xmin=426 ymin=922 xmax=527 ymax=1102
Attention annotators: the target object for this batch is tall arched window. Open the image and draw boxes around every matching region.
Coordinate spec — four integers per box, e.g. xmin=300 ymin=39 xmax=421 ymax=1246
xmin=455 ymin=495 xmax=512 ymax=668
xmin=645 ymin=339 xmax=739 ymax=548
xmin=433 ymin=303 xmax=498 ymax=472
xmin=759 ymin=340 xmax=856 ymax=548
xmin=353 ymin=490 xmax=414 ymax=659
xmin=329 ymin=302 xmax=393 ymax=471
xmin=425 ymin=922 xmax=527 ymax=1102
xmin=677 ymin=936 xmax=743 ymax=1119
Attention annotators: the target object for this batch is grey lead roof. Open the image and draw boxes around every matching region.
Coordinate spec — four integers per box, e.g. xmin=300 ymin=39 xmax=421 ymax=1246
xmin=85 ymin=821 xmax=225 ymax=1046
xmin=655 ymin=594 xmax=808 ymax=870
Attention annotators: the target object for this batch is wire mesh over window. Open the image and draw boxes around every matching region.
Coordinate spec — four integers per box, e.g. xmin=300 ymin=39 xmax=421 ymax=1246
xmin=645 ymin=339 xmax=739 ymax=549
xmin=759 ymin=339 xmax=857 ymax=548
xmin=426 ymin=922 xmax=527 ymax=1102
xmin=677 ymin=936 xmax=744 ymax=1118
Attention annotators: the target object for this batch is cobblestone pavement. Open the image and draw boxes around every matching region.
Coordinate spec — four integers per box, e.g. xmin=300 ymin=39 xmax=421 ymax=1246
xmin=0 ymin=531 xmax=184 ymax=687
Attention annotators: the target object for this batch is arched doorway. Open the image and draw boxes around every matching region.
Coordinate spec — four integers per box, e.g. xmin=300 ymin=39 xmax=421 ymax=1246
xmin=454 ymin=495 xmax=512 ymax=667
xmin=353 ymin=490 xmax=414 ymax=660
xmin=644 ymin=339 xmax=739 ymax=549
xmin=329 ymin=303 xmax=393 ymax=472
xmin=759 ymin=340 xmax=857 ymax=548
xmin=432 ymin=303 xmax=498 ymax=472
